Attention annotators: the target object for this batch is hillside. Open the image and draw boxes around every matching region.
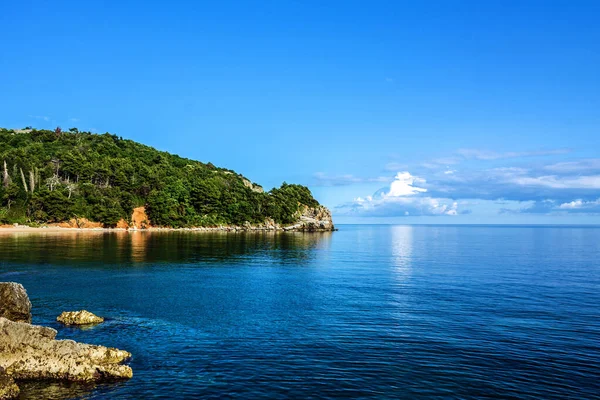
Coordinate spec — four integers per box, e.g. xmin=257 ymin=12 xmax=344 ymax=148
xmin=0 ymin=127 xmax=332 ymax=230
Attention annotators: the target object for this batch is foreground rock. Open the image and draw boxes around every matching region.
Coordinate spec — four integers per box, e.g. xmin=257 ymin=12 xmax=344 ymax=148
xmin=0 ymin=282 xmax=32 ymax=323
xmin=57 ymin=310 xmax=104 ymax=325
xmin=0 ymin=317 xmax=132 ymax=381
xmin=0 ymin=368 xmax=18 ymax=399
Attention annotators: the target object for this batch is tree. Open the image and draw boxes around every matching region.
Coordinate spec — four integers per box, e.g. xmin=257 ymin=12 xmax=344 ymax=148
xmin=29 ymin=190 xmax=74 ymax=222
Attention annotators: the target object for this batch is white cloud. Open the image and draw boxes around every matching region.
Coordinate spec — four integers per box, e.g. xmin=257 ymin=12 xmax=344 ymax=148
xmin=338 ymin=172 xmax=460 ymax=217
xmin=544 ymin=159 xmax=600 ymax=173
xmin=332 ymin=148 xmax=600 ymax=217
xmin=490 ymin=167 xmax=529 ymax=174
xmin=416 ymin=147 xmax=573 ymax=174
xmin=457 ymin=148 xmax=571 ymax=161
xmin=501 ymin=197 xmax=600 ymax=215
xmin=559 ymin=200 xmax=584 ymax=209
xmin=387 ymin=172 xmax=427 ymax=196
xmin=313 ymin=172 xmax=390 ymax=186
xmin=558 ymin=199 xmax=600 ymax=209
xmin=510 ymin=175 xmax=600 ymax=189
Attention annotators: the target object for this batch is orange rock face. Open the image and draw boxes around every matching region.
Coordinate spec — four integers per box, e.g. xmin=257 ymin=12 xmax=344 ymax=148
xmin=130 ymin=206 xmax=150 ymax=229
xmin=51 ymin=218 xmax=103 ymax=229
xmin=44 ymin=207 xmax=150 ymax=230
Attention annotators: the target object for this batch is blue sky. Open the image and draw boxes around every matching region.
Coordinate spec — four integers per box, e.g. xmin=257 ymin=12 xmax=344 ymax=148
xmin=1 ymin=0 xmax=599 ymax=223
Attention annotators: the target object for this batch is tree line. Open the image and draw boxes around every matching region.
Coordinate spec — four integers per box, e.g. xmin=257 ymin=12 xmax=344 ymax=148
xmin=0 ymin=128 xmax=319 ymax=227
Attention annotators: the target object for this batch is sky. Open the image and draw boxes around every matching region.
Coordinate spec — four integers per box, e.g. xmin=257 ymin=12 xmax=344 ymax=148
xmin=1 ymin=0 xmax=599 ymax=224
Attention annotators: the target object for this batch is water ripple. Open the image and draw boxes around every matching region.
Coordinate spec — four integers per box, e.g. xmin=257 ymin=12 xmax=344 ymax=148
xmin=0 ymin=225 xmax=598 ymax=399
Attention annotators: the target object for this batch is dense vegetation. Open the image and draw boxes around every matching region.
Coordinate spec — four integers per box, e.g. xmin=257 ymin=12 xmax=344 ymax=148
xmin=0 ymin=127 xmax=320 ymax=227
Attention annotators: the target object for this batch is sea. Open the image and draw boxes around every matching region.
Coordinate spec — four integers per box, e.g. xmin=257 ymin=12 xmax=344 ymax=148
xmin=0 ymin=225 xmax=598 ymax=399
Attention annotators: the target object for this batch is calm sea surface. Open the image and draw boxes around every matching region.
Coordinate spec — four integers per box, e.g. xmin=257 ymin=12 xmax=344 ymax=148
xmin=0 ymin=225 xmax=599 ymax=399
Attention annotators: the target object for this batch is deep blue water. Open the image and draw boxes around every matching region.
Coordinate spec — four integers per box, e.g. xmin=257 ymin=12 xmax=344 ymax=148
xmin=1 ymin=225 xmax=599 ymax=399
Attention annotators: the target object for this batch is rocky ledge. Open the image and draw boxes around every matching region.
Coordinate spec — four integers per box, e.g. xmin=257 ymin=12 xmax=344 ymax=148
xmin=0 ymin=283 xmax=132 ymax=398
xmin=238 ymin=205 xmax=335 ymax=232
xmin=0 ymin=317 xmax=132 ymax=381
xmin=286 ymin=205 xmax=335 ymax=232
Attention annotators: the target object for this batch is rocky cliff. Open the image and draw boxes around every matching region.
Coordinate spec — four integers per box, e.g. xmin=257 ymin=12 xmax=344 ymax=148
xmin=225 ymin=205 xmax=334 ymax=232
xmin=285 ymin=205 xmax=335 ymax=231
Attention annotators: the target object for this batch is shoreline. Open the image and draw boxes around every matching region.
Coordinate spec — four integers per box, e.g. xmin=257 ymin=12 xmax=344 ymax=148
xmin=0 ymin=225 xmax=336 ymax=234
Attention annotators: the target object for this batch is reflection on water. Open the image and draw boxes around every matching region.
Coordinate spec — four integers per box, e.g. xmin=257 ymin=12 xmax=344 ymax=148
xmin=390 ymin=225 xmax=413 ymax=279
xmin=0 ymin=231 xmax=333 ymax=266
xmin=130 ymin=231 xmax=146 ymax=263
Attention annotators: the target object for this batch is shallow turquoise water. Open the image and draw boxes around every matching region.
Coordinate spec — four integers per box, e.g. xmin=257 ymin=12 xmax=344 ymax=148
xmin=1 ymin=225 xmax=599 ymax=399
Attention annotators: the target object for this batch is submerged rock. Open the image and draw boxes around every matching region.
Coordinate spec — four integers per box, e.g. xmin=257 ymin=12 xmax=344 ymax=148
xmin=57 ymin=310 xmax=104 ymax=325
xmin=15 ymin=380 xmax=98 ymax=400
xmin=0 ymin=317 xmax=132 ymax=381
xmin=0 ymin=282 xmax=32 ymax=323
xmin=0 ymin=367 xmax=19 ymax=399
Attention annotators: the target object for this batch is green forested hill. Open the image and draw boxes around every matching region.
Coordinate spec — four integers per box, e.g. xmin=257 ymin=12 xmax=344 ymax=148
xmin=0 ymin=127 xmax=319 ymax=227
